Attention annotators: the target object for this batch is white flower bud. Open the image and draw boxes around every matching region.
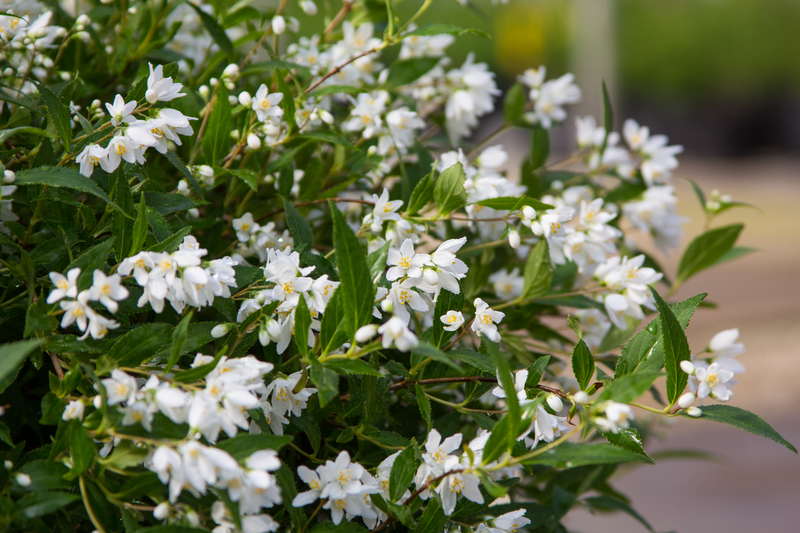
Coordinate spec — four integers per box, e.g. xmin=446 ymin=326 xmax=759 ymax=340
xmin=380 ymin=299 xmax=393 ymax=313
xmin=187 ymin=208 xmax=200 ymax=218
xmin=355 ymin=324 xmax=379 ymax=343
xmin=680 ymin=360 xmax=695 ymax=375
xmin=15 ymin=473 xmax=31 ymax=487
xmin=3 ymin=170 xmax=15 ymax=184
xmin=508 ymin=227 xmax=520 ymax=249
xmin=238 ymin=91 xmax=252 ymax=107
xmin=59 ymin=72 xmax=71 ymax=81
xmin=153 ymin=502 xmax=170 ymax=520
xmin=678 ymin=392 xmax=696 ymax=409
xmin=105 ymin=45 xmax=113 ymax=55
xmin=211 ymin=324 xmax=231 ymax=338
xmin=128 ymin=7 xmax=137 ymax=14
xmin=247 ymin=133 xmax=262 ymax=150
xmin=546 ymin=393 xmax=564 ymax=412
xmin=686 ymin=406 xmax=703 ymax=418
xmin=93 ymin=395 xmax=102 ymax=409
xmin=76 ymin=15 xmax=91 ymax=26
xmin=551 ymin=180 xmax=564 ymax=191
xmin=177 ymin=180 xmax=190 ymax=195
xmin=272 ymin=15 xmax=286 ymax=35
xmin=227 ymin=95 xmax=238 ymax=106
xmin=222 ymin=63 xmax=240 ymax=79
xmin=367 ymin=145 xmax=377 ymax=156
xmin=319 ymin=110 xmax=334 ymax=124
xmin=423 ymin=268 xmax=439 ymax=285
xmin=3 ymin=460 xmax=12 ymax=469
xmin=55 ymin=27 xmax=67 ymax=37
xmin=573 ymin=391 xmax=590 ymax=405
xmin=266 ymin=319 xmax=282 ymax=339
xmin=258 ymin=324 xmax=272 ymax=346
xmin=62 ymin=400 xmax=85 ymax=421
xmin=199 ymin=85 xmax=210 ymax=99
xmin=3 ymin=68 xmax=13 ymax=77
xmin=209 ymin=77 xmax=218 ymax=87
xmin=521 ymin=206 xmax=536 ymax=220
xmin=230 ymin=130 xmax=240 ymax=140
xmin=300 ymin=0 xmax=318 ymax=15
xmin=76 ymin=31 xmax=90 ymax=43
xmin=263 ymin=174 xmax=275 ymax=185
xmin=186 ymin=509 xmax=200 ymax=527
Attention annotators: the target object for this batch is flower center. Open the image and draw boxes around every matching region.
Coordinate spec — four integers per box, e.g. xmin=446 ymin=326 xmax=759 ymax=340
xmin=398 ymin=256 xmax=411 ymax=268
xmin=708 ymin=373 xmax=719 ymax=386
xmin=261 ymin=99 xmax=270 ymax=109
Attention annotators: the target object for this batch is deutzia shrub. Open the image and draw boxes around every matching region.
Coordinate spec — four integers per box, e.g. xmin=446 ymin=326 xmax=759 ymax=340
xmin=0 ymin=2 xmax=794 ymax=533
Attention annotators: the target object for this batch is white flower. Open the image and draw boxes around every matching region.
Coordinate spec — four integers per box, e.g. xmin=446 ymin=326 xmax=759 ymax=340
xmin=355 ymin=324 xmax=379 ymax=343
xmin=595 ymin=402 xmax=635 ymax=434
xmin=105 ymin=94 xmax=136 ymax=126
xmin=293 ymin=465 xmax=323 ymax=506
xmin=233 ymin=213 xmax=259 ymax=242
xmin=489 ymin=268 xmax=524 ymax=301
xmin=265 ymin=371 xmax=317 ymax=419
xmin=440 ymin=311 xmax=464 ymax=332
xmin=252 ymin=84 xmax=284 ymax=122
xmin=378 ymin=316 xmax=418 ymax=352
xmin=60 ymin=292 xmax=92 ymax=333
xmin=524 ymin=404 xmax=569 ymax=447
xmin=151 ymin=446 xmax=185 ymax=502
xmin=87 ymin=270 xmax=129 ymax=313
xmin=471 ymin=298 xmax=505 ymax=342
xmin=690 ymin=361 xmax=736 ymax=402
xmin=492 ymin=369 xmax=529 ymax=404
xmin=81 ymin=309 xmax=120 ymax=340
xmin=47 ymin=268 xmax=80 ymax=303
xmin=366 ymin=188 xmax=403 ymax=232
xmin=300 ymin=0 xmax=318 ymax=15
xmin=100 ymin=369 xmax=139 ymax=406
xmin=76 ymin=144 xmax=108 ymax=177
xmin=436 ymin=455 xmax=483 ymax=515
xmin=385 ymin=281 xmax=429 ymax=324
xmin=708 ymin=328 xmax=745 ymax=359
xmin=271 ymin=15 xmax=286 ymax=35
xmin=62 ymin=400 xmax=84 ymax=421
xmin=422 ymin=429 xmax=462 ymax=473
xmin=386 ymin=239 xmax=431 ymax=281
xmin=145 ymin=63 xmax=186 ymax=104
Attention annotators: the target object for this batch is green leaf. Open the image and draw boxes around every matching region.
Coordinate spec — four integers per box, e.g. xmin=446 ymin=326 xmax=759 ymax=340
xmin=434 ymin=162 xmax=467 ymax=217
xmin=367 ymin=241 xmax=391 ymax=284
xmin=503 ymin=82 xmax=526 ymax=123
xmin=521 ymin=239 xmax=552 ymax=300
xmin=189 ymin=3 xmax=235 ymax=59
xmin=600 ymin=80 xmax=614 ymax=153
xmin=294 ymin=295 xmax=311 ymax=357
xmin=0 ymin=339 xmax=43 ymax=385
xmin=100 ymin=439 xmax=149 ymax=469
xmin=112 ymin=169 xmax=135 ymax=261
xmin=711 ymin=245 xmax=757 ymax=268
xmin=386 ymin=57 xmax=440 ymax=87
xmin=571 ymin=339 xmax=595 ymax=391
xmin=530 ymin=126 xmax=550 ymax=170
xmin=416 ymin=383 xmax=432 ymax=431
xmin=203 ymin=83 xmax=232 ymax=166
xmin=16 ymin=460 xmax=73 ymax=491
xmin=405 ymin=23 xmax=489 ymax=39
xmin=70 ymin=421 xmax=95 ymax=474
xmin=475 ymin=195 xmax=554 ymax=211
xmin=482 ymin=414 xmax=515 ymax=465
xmin=307 ymin=85 xmax=367 ymax=98
xmin=165 ymin=151 xmax=203 ymax=199
xmin=330 ymin=201 xmax=373 ymax=339
xmin=406 ymin=164 xmax=435 ymax=215
xmin=449 ymin=348 xmax=495 ymax=373
xmin=326 ymin=359 xmax=382 ymax=376
xmin=12 ymin=491 xmax=80 ymax=520
xmin=277 ymin=70 xmax=296 ymax=133
xmin=522 ymin=442 xmax=652 ymax=468
xmin=683 ymin=177 xmax=706 ymax=210
xmin=652 ymin=288 xmax=691 ymax=406
xmin=602 ymin=427 xmax=651 ymax=459
xmin=525 ymin=355 xmax=550 ymax=389
xmin=283 ymin=197 xmax=313 ymax=249
xmin=414 ymin=497 xmax=448 ymax=533
xmin=131 ymin=193 xmax=148 ymax=255
xmin=600 ymin=372 xmax=661 ymax=404
xmin=149 ymin=226 xmax=193 ymax=252
xmin=98 ymin=323 xmax=173 ymax=373
xmin=32 ymin=81 xmax=72 ymax=148
xmin=144 ymin=191 xmax=202 ymax=215
xmin=16 ymin=166 xmax=124 ymax=212
xmin=298 ymin=131 xmax=357 ymax=150
xmin=482 ymin=339 xmax=519 ymax=449
xmin=309 ymin=522 xmax=369 ymax=533
xmin=389 ymin=446 xmax=418 ymax=502
xmin=567 ymin=315 xmax=582 ymax=341
xmin=676 ymin=224 xmax=743 ymax=286
xmin=681 ymin=404 xmax=797 ymax=453
xmin=584 ymin=495 xmax=655 ymax=533
xmin=216 ymin=434 xmax=293 ymax=460
xmin=412 ymin=342 xmax=461 ymax=370
xmin=165 ymin=311 xmax=193 ymax=371
xmin=311 ymin=362 xmax=339 ymax=407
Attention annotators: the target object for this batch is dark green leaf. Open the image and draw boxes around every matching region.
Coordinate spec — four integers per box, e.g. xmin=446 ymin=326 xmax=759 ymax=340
xmin=203 ymin=83 xmax=232 ymax=165
xmin=283 ymin=197 xmax=313 ymax=249
xmin=602 ymin=427 xmax=650 ymax=459
xmin=32 ymin=81 xmax=72 ymax=148
xmin=144 ymin=192 xmax=201 ymax=215
xmin=98 ymin=323 xmax=172 ymax=373
xmin=652 ymin=288 xmax=691 ymax=405
xmin=521 ymin=239 xmax=552 ymax=300
xmin=681 ymin=404 xmax=796 ymax=453
xmin=165 ymin=311 xmax=193 ymax=371
xmin=216 ymin=434 xmax=293 ymax=460
xmin=449 ymin=348 xmax=495 ymax=373
xmin=406 ymin=164 xmax=435 ymax=215
xmin=503 ymin=82 xmax=526 ymax=123
xmin=389 ymin=446 xmax=417 ymax=502
xmin=386 ymin=57 xmax=440 ymax=87
xmin=572 ymin=339 xmax=595 ymax=391
xmin=307 ymin=85 xmax=367 ymax=97
xmin=70 ymin=421 xmax=95 ymax=474
xmin=434 ymin=162 xmax=467 ymax=217
xmin=412 ymin=342 xmax=461 ymax=370
xmin=584 ymin=495 xmax=655 ymax=533
xmin=600 ymin=372 xmax=661 ymax=404
xmin=165 ymin=151 xmax=203 ymax=199
xmin=416 ymin=383 xmax=432 ymax=431
xmin=525 ymin=355 xmax=550 ymax=389
xmin=12 ymin=491 xmax=80 ymax=520
xmin=16 ymin=166 xmax=124 ymax=212
xmin=131 ymin=193 xmax=148 ymax=255
xmin=0 ymin=339 xmax=43 ymax=385
xmin=482 ymin=339 xmax=519 ymax=450
xmin=711 ymin=245 xmax=757 ymax=268
xmin=326 ymin=359 xmax=382 ymax=376
xmin=676 ymin=224 xmax=743 ymax=285
xmin=530 ymin=126 xmax=550 ymax=170
xmin=414 ymin=497 xmax=448 ymax=533
xmin=112 ymin=169 xmax=135 ymax=261
xmin=298 ymin=131 xmax=357 ymax=150
xmin=311 ymin=362 xmax=339 ymax=407
xmin=522 ymin=442 xmax=652 ymax=468
xmin=294 ymin=295 xmax=311 ymax=357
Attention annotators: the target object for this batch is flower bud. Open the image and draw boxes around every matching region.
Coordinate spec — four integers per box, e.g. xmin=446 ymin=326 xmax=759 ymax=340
xmin=3 ymin=460 xmax=12 ymax=469
xmin=551 ymin=180 xmax=564 ymax=191
xmin=272 ymin=15 xmax=286 ymax=35
xmin=423 ymin=268 xmax=439 ymax=285
xmin=238 ymin=91 xmax=252 ymax=107
xmin=686 ymin=406 xmax=703 ymax=418
xmin=355 ymin=324 xmax=379 ymax=343
xmin=128 ymin=7 xmax=138 ymax=14
xmin=227 ymin=95 xmax=238 ymax=106
xmin=3 ymin=170 xmax=15 ymax=184
xmin=222 ymin=63 xmax=240 ymax=79
xmin=209 ymin=77 xmax=218 ymax=87
xmin=199 ymin=85 xmax=210 ymax=99
xmin=3 ymin=68 xmax=13 ymax=77
xmin=367 ymin=145 xmax=377 ymax=156
xmin=300 ymin=0 xmax=318 ymax=15
xmin=188 ymin=208 xmax=200 ymax=218
xmin=573 ymin=391 xmax=590 ymax=405
xmin=153 ymin=502 xmax=170 ymax=520
xmin=521 ymin=206 xmax=536 ymax=220
xmin=76 ymin=14 xmax=91 ymax=26
xmin=319 ymin=109 xmax=334 ymax=124
xmin=211 ymin=324 xmax=231 ymax=338
xmin=508 ymin=227 xmax=520 ymax=249
xmin=15 ymin=473 xmax=31 ymax=487
xmin=546 ymin=393 xmax=564 ymax=412
xmin=93 ymin=395 xmax=102 ymax=409
xmin=105 ymin=45 xmax=114 ymax=55
xmin=247 ymin=133 xmax=262 ymax=150
xmin=177 ymin=180 xmax=190 ymax=194
xmin=678 ymin=392 xmax=696 ymax=409
xmin=258 ymin=324 xmax=272 ymax=347
xmin=263 ymin=174 xmax=275 ymax=185
xmin=55 ymin=27 xmax=67 ymax=37
xmin=680 ymin=360 xmax=695 ymax=375
xmin=266 ymin=319 xmax=282 ymax=339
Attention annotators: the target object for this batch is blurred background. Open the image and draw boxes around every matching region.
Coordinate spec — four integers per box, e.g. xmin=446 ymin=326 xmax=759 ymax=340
xmin=388 ymin=0 xmax=800 ymax=531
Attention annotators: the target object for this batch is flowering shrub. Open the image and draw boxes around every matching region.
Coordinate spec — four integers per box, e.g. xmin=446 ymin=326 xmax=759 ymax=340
xmin=0 ymin=1 xmax=795 ymax=533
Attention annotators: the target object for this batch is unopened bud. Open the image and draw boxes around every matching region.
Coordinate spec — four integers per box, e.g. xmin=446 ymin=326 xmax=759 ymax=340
xmin=380 ymin=299 xmax=393 ymax=313
xmin=686 ymin=406 xmax=703 ymax=418
xmin=93 ymin=395 xmax=102 ymax=409
xmin=76 ymin=15 xmax=91 ymax=26
xmin=367 ymin=145 xmax=377 ymax=156
xmin=319 ymin=109 xmax=334 ymax=124
xmin=15 ymin=473 xmax=31 ymax=487
xmin=272 ymin=15 xmax=286 ymax=35
xmin=187 ymin=208 xmax=200 ymax=218
xmin=300 ymin=0 xmax=318 ymax=15
xmin=546 ymin=393 xmax=564 ymax=412
xmin=355 ymin=324 xmax=379 ymax=343
xmin=211 ymin=324 xmax=231 ymax=338
xmin=238 ymin=91 xmax=252 ymax=107
xmin=680 ymin=361 xmax=696 ymax=375
xmin=209 ymin=77 xmax=218 ymax=87
xmin=678 ymin=392 xmax=696 ymax=409
xmin=3 ymin=170 xmax=15 ymax=184
xmin=522 ymin=206 xmax=536 ymax=220
xmin=153 ymin=502 xmax=170 ymax=520
xmin=128 ymin=7 xmax=137 ymax=14
xmin=227 ymin=95 xmax=238 ymax=106
xmin=508 ymin=227 xmax=520 ymax=249
xmin=247 ymin=133 xmax=262 ymax=150
xmin=222 ymin=63 xmax=240 ymax=79
xmin=551 ymin=180 xmax=564 ymax=191
xmin=573 ymin=391 xmax=590 ymax=405
xmin=423 ymin=268 xmax=438 ymax=285
xmin=3 ymin=460 xmax=12 ymax=469
xmin=199 ymin=85 xmax=210 ymax=99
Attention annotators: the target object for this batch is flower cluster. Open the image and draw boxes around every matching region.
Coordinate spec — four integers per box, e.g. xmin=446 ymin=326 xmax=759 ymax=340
xmin=46 ymin=268 xmax=127 ymax=340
